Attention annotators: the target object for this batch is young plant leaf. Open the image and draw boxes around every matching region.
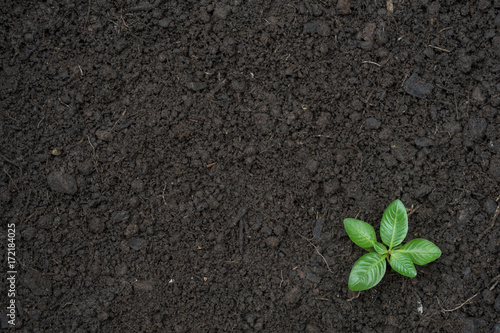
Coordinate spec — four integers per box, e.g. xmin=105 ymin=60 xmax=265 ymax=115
xmin=373 ymin=242 xmax=387 ymax=255
xmin=344 ymin=218 xmax=377 ymax=251
xmin=389 ymin=251 xmax=417 ymax=277
xmin=397 ymin=239 xmax=442 ymax=265
xmin=380 ymin=200 xmax=408 ymax=249
xmin=348 ymin=253 xmax=387 ymax=291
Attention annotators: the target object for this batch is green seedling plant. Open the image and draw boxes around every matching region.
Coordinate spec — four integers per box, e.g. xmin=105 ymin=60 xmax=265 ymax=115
xmin=344 ymin=199 xmax=441 ymax=291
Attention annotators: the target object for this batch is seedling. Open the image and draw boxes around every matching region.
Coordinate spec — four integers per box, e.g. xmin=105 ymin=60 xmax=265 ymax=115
xmin=344 ymin=199 xmax=441 ymax=291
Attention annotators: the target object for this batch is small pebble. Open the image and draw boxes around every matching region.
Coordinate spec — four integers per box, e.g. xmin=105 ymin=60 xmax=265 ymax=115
xmin=414 ymin=137 xmax=435 ymax=147
xmin=313 ymin=218 xmax=325 ymax=240
xmin=306 ymin=324 xmax=321 ymax=333
xmin=415 ymin=185 xmax=433 ymax=198
xmin=284 ymin=286 xmax=302 ymax=304
xmin=303 ymin=21 xmax=319 ymax=34
xmin=96 ymin=129 xmax=113 ymax=141
xmin=124 ymin=224 xmax=138 ymax=238
xmin=133 ymin=280 xmax=153 ymax=292
xmin=443 ymin=122 xmax=461 ymax=134
xmin=112 ymin=211 xmax=130 ymax=223
xmin=305 ymin=159 xmax=319 ymax=173
xmin=472 ymin=87 xmax=485 ymax=103
xmin=186 ymin=82 xmax=207 ymax=91
xmin=364 ymin=117 xmax=381 ymax=129
xmin=457 ymin=53 xmax=473 ymax=73
xmin=213 ymin=4 xmax=231 ymax=20
xmin=77 ymin=160 xmax=93 ymax=175
xmin=130 ymin=179 xmax=144 ymax=192
xmin=489 ymin=158 xmax=500 ymax=181
xmin=47 ymin=171 xmax=77 ymax=194
xmin=404 ymin=74 xmax=433 ymax=98
xmin=128 ymin=238 xmax=147 ymax=251
xmin=318 ymin=22 xmax=331 ymax=37
xmin=158 ymin=18 xmax=170 ymax=28
xmin=306 ymin=272 xmax=321 ymax=284
xmin=336 ymin=0 xmax=351 ymax=14
xmin=468 ymin=118 xmax=487 ymax=138
xmin=265 ymin=236 xmax=280 ymax=248
xmin=89 ymin=218 xmax=104 ymax=233
xmin=484 ymin=200 xmax=498 ymax=215
xmin=98 ymin=312 xmax=109 ymax=321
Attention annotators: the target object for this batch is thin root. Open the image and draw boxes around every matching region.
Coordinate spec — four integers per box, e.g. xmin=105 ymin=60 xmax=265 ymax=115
xmin=297 ymin=232 xmax=334 ymax=273
xmin=477 ymin=205 xmax=499 ymax=242
xmin=436 ymin=293 xmax=478 ymax=313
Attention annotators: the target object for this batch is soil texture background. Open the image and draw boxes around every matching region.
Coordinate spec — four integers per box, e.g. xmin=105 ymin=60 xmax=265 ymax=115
xmin=1 ymin=0 xmax=500 ymax=332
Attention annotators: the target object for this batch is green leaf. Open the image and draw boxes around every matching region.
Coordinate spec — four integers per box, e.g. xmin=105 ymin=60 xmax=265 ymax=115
xmin=348 ymin=253 xmax=387 ymax=291
xmin=373 ymin=242 xmax=387 ymax=255
xmin=389 ymin=251 xmax=417 ymax=277
xmin=344 ymin=218 xmax=377 ymax=251
xmin=397 ymin=239 xmax=442 ymax=265
xmin=380 ymin=200 xmax=408 ymax=249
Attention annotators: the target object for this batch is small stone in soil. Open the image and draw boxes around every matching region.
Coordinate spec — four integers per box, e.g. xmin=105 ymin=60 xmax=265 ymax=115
xmin=306 ymin=272 xmax=321 ymax=284
xmin=414 ymin=137 xmax=435 ymax=147
xmin=186 ymin=82 xmax=207 ymax=91
xmin=346 ymin=184 xmax=363 ymax=200
xmin=124 ymin=224 xmax=138 ymax=238
xmin=130 ymin=179 xmax=144 ymax=192
xmin=77 ymin=160 xmax=93 ymax=175
xmin=112 ymin=211 xmax=130 ymax=223
xmin=484 ymin=200 xmax=498 ymax=215
xmin=128 ymin=237 xmax=147 ymax=250
xmin=313 ymin=217 xmax=325 ymax=240
xmin=359 ymin=41 xmax=373 ymax=50
xmin=472 ymin=86 xmax=485 ymax=103
xmin=457 ymin=53 xmax=473 ymax=73
xmin=305 ymin=159 xmax=319 ymax=173
xmin=443 ymin=121 xmax=461 ymax=134
xmin=318 ymin=22 xmax=331 ymax=37
xmin=158 ymin=18 xmax=170 ymax=28
xmin=98 ymin=312 xmax=109 ymax=321
xmin=89 ymin=218 xmax=105 ymax=233
xmin=306 ymin=324 xmax=321 ymax=333
xmin=404 ymin=74 xmax=433 ymax=98
xmin=364 ymin=117 xmax=381 ymax=129
xmin=47 ymin=171 xmax=77 ymax=194
xmin=488 ymin=157 xmax=500 ymax=181
xmin=303 ymin=22 xmax=319 ymax=34
xmin=415 ymin=185 xmax=433 ymax=198
xmin=213 ymin=4 xmax=231 ymax=20
xmin=468 ymin=118 xmax=487 ymax=138
xmin=96 ymin=129 xmax=113 ymax=141
xmin=133 ymin=280 xmax=154 ymax=292
xmin=265 ymin=236 xmax=280 ymax=248
xmin=337 ymin=0 xmax=351 ymax=14
xmin=284 ymin=286 xmax=302 ymax=304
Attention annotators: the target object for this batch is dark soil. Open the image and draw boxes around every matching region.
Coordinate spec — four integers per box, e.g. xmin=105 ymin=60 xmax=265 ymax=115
xmin=1 ymin=0 xmax=499 ymax=332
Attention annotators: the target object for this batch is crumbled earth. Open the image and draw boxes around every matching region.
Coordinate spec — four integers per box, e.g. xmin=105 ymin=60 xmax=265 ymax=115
xmin=1 ymin=0 xmax=499 ymax=332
